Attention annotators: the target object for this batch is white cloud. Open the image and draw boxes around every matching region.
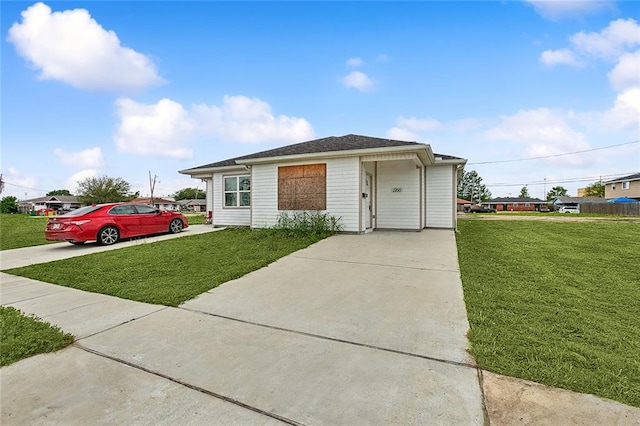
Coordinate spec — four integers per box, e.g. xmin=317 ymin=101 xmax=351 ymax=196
xmin=485 ymin=108 xmax=591 ymax=166
xmin=376 ymin=53 xmax=389 ymax=62
xmin=1 ymin=167 xmax=39 ymax=198
xmin=114 ymin=98 xmax=196 ymax=159
xmin=54 ymin=147 xmax=104 ymax=169
xmin=7 ymin=2 xmax=164 ymax=92
xmin=608 ymin=50 xmax=640 ymax=91
xmin=192 ymin=95 xmax=315 ymax=144
xmin=541 ymin=19 xmax=640 ymax=68
xmin=540 ymin=48 xmax=582 ymax=66
xmin=396 ymin=116 xmax=442 ymax=132
xmin=601 ymin=87 xmax=640 ymax=129
xmin=346 ymin=57 xmax=363 ymax=67
xmin=525 ymin=0 xmax=616 ymax=21
xmin=570 ymin=18 xmax=640 ymax=61
xmin=343 ymin=71 xmax=376 ymax=92
xmin=65 ymin=169 xmax=98 ymax=193
xmin=386 ymin=116 xmax=442 ymax=141
xmin=387 ymin=127 xmax=419 ymax=142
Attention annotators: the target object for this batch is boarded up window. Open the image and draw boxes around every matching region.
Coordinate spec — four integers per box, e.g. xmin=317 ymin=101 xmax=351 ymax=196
xmin=278 ymin=164 xmax=326 ymax=210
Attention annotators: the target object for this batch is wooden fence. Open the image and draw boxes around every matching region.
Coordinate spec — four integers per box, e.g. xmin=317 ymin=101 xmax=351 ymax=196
xmin=581 ymin=203 xmax=640 ymax=216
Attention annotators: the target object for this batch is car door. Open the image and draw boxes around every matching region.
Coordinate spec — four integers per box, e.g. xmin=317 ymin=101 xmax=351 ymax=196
xmin=134 ymin=204 xmax=166 ymax=234
xmin=107 ymin=204 xmax=140 ymax=238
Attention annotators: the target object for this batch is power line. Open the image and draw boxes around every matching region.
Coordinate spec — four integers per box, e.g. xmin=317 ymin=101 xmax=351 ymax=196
xmin=486 ymin=172 xmax=636 ymax=188
xmin=468 ymin=140 xmax=640 ymax=165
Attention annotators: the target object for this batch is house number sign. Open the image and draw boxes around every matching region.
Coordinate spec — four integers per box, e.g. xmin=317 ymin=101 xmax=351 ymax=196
xmin=392 ymin=187 xmax=403 ymax=192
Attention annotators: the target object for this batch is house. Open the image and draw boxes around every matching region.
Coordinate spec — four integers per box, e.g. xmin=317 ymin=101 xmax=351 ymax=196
xmin=457 ymin=198 xmax=472 ymax=212
xmin=179 ymin=134 xmax=466 ymax=233
xmin=177 ymin=198 xmax=206 ymax=212
xmin=18 ymin=195 xmax=82 ymax=214
xmin=603 ymin=173 xmax=640 ymax=201
xmin=131 ymin=197 xmax=181 ymax=211
xmin=482 ymin=197 xmax=546 ymax=212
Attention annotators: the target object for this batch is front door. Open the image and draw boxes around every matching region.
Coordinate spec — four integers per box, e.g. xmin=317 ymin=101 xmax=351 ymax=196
xmin=363 ymin=173 xmax=372 ymax=229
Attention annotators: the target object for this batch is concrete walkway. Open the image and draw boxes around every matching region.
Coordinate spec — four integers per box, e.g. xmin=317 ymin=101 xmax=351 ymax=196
xmin=1 ymin=228 xmax=639 ymax=425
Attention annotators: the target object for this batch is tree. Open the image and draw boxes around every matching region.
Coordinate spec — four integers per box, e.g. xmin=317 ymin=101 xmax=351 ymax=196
xmin=0 ymin=196 xmax=18 ymax=214
xmin=518 ymin=186 xmax=530 ymax=198
xmin=546 ymin=186 xmax=568 ymax=201
xmin=46 ymin=189 xmax=73 ymax=196
xmin=583 ymin=181 xmax=604 ymax=197
xmin=76 ymin=176 xmax=135 ymax=204
xmin=173 ymin=187 xmax=206 ymax=200
xmin=457 ymin=170 xmax=492 ymax=203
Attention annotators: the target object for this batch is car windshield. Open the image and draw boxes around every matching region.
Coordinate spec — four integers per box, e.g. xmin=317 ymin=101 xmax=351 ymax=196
xmin=60 ymin=205 xmax=103 ymax=217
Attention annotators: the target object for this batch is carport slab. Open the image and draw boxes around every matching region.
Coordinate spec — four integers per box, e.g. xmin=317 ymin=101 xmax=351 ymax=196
xmin=0 ymin=346 xmax=282 ymax=425
xmin=291 ymin=230 xmax=461 ymax=272
xmin=183 ymin=255 xmax=473 ymax=364
xmin=81 ymin=308 xmax=485 ymax=425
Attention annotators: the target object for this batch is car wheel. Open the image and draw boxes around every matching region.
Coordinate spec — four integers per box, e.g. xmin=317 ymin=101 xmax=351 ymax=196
xmin=169 ymin=218 xmax=183 ymax=234
xmin=98 ymin=226 xmax=119 ymax=245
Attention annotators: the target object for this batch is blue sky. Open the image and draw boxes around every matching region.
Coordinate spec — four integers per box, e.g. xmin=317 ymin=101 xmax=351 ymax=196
xmin=2 ymin=1 xmax=639 ymax=200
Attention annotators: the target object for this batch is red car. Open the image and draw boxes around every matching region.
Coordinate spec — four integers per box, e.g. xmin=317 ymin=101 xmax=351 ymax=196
xmin=45 ymin=203 xmax=189 ymax=246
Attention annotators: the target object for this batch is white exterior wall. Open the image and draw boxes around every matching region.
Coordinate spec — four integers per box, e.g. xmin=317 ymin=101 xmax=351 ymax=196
xmin=376 ymin=160 xmax=421 ymax=230
xmin=425 ymin=165 xmax=455 ymax=228
xmin=251 ymin=157 xmax=361 ymax=232
xmin=211 ymin=172 xmax=251 ymax=226
xmin=205 ymin=178 xmax=213 ymax=215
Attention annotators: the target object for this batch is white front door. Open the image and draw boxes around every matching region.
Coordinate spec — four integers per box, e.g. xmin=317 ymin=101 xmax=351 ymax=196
xmin=363 ymin=173 xmax=372 ymax=229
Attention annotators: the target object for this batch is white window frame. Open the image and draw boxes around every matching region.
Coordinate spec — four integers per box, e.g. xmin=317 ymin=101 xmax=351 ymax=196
xmin=223 ymin=175 xmax=251 ymax=208
xmin=622 ymin=181 xmax=630 ymax=190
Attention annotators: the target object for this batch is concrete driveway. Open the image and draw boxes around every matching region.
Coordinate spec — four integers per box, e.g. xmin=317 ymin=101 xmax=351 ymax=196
xmin=1 ymin=229 xmax=485 ymax=424
xmin=2 ymin=228 xmax=638 ymax=424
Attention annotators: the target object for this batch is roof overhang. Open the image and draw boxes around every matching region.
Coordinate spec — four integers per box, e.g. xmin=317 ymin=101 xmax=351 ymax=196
xmin=179 ymin=164 xmax=248 ymax=177
xmin=236 ymin=144 xmax=437 ymax=166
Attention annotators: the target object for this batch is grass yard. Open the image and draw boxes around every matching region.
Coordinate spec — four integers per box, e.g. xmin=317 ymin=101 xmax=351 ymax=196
xmin=3 ymin=228 xmax=328 ymax=306
xmin=0 ymin=214 xmax=59 ymax=250
xmin=0 ymin=306 xmax=74 ymax=366
xmin=457 ymin=219 xmax=640 ymax=407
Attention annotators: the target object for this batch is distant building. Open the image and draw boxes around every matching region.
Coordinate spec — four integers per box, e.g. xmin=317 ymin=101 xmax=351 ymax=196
xmin=603 ymin=172 xmax=640 ymax=201
xmin=130 ymin=197 xmax=180 ymax=211
xmin=18 ymin=195 xmax=82 ymax=214
xmin=482 ymin=197 xmax=546 ymax=212
xmin=576 ymin=187 xmax=587 ymax=197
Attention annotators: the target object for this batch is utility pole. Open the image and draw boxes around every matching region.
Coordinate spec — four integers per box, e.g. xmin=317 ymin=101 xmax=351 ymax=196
xmin=149 ymin=171 xmax=157 ymax=206
xmin=543 ymin=178 xmax=546 ymax=200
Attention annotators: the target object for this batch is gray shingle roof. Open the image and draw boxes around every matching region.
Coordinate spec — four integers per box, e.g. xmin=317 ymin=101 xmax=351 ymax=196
xmin=182 ymin=134 xmax=463 ymax=171
xmin=603 ymin=172 xmax=640 ymax=183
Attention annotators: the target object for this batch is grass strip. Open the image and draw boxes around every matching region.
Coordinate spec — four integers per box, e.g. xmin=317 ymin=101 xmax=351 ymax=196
xmin=0 ymin=214 xmax=59 ymax=250
xmin=3 ymin=228 xmax=327 ymax=306
xmin=457 ymin=219 xmax=640 ymax=407
xmin=1 ymin=306 xmax=74 ymax=366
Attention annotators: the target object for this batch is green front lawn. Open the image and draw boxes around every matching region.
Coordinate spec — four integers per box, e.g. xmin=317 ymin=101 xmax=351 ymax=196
xmin=3 ymin=228 xmax=327 ymax=306
xmin=457 ymin=220 xmax=640 ymax=407
xmin=0 ymin=306 xmax=74 ymax=366
xmin=0 ymin=214 xmax=58 ymax=250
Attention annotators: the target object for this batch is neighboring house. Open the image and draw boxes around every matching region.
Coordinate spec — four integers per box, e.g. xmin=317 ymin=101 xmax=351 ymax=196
xmin=552 ymin=196 xmax=606 ymax=209
xmin=177 ymin=199 xmax=206 ymax=212
xmin=457 ymin=198 xmax=472 ymax=212
xmin=18 ymin=195 xmax=82 ymax=214
xmin=131 ymin=197 xmax=181 ymax=211
xmin=482 ymin=197 xmax=546 ymax=212
xmin=179 ymin=134 xmax=467 ymax=233
xmin=603 ymin=173 xmax=640 ymax=200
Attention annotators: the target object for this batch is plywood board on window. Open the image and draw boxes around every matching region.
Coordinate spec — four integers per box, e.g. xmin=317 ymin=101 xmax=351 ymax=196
xmin=278 ymin=164 xmax=326 ymax=210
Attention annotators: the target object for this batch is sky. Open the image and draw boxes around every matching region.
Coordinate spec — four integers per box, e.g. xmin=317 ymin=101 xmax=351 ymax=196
xmin=1 ymin=0 xmax=639 ymax=201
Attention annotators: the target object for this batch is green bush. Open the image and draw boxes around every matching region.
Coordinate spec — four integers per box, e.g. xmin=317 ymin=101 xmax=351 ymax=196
xmin=273 ymin=211 xmax=343 ymax=237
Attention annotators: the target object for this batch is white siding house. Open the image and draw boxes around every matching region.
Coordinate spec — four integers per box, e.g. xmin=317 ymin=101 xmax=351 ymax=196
xmin=180 ymin=134 xmax=466 ymax=233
